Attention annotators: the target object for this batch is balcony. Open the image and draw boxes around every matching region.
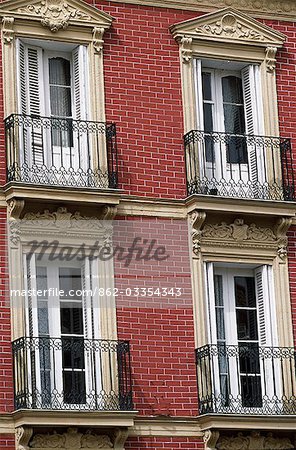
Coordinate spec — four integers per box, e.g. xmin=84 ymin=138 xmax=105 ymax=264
xmin=12 ymin=337 xmax=133 ymax=411
xmin=195 ymin=344 xmax=296 ymax=415
xmin=184 ymin=130 xmax=295 ymax=201
xmin=5 ymin=114 xmax=118 ymax=189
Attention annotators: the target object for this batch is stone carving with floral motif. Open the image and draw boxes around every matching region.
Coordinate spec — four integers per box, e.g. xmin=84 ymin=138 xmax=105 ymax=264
xmin=30 ymin=428 xmax=113 ymax=449
xmin=17 ymin=0 xmax=91 ymax=32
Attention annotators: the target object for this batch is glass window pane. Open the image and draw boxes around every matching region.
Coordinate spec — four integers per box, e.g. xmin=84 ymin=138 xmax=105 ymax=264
xmin=202 ymin=72 xmax=212 ymax=101
xmin=214 ymin=275 xmax=223 ymax=306
xmin=62 ymin=337 xmax=85 ymax=369
xmin=36 ymin=266 xmax=48 ymax=299
xmin=38 ymin=301 xmax=49 ymax=335
xmin=49 ymin=57 xmax=71 ymax=86
xmin=50 ymin=86 xmax=72 ymax=117
xmin=203 ymin=103 xmax=213 ymax=133
xmin=60 ymin=301 xmax=83 ymax=335
xmin=235 ymin=277 xmax=256 ymax=307
xmin=222 ymin=76 xmax=243 ymax=104
xmin=223 ymin=104 xmax=245 ymax=135
xmin=63 ymin=371 xmax=86 ymax=404
xmin=236 ymin=310 xmax=258 ymax=340
xmin=59 ymin=268 xmax=82 ymax=299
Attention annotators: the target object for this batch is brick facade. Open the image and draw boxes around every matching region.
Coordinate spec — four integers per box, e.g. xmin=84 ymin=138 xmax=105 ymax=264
xmin=0 ymin=1 xmax=295 ymax=449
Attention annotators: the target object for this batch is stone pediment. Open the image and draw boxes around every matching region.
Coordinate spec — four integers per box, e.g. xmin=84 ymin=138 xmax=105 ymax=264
xmin=170 ymin=7 xmax=286 ymax=47
xmin=0 ymin=0 xmax=113 ymax=31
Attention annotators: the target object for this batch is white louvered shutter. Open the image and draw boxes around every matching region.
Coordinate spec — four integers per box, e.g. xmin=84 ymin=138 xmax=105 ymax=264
xmin=254 ymin=265 xmax=273 ymax=346
xmin=194 ymin=59 xmax=204 ymax=130
xmin=242 ymin=65 xmax=265 ymax=190
xmin=205 ymin=262 xmax=217 ymax=344
xmin=16 ymin=40 xmax=45 ymax=166
xmin=72 ymin=46 xmax=88 ymax=121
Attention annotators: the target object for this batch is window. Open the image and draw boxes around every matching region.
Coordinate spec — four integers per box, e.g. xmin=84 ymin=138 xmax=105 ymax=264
xmin=205 ymin=264 xmax=281 ymax=412
xmin=1 ymin=0 xmax=114 ymax=189
xmin=195 ymin=61 xmax=265 ymax=196
xmin=16 ymin=40 xmax=89 ymax=172
xmin=24 ymin=254 xmax=100 ymax=408
xmin=170 ymin=8 xmax=291 ymax=200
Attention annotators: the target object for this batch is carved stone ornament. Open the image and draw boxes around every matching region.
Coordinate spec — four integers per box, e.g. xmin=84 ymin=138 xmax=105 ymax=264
xmin=189 ymin=210 xmax=206 ymax=257
xmin=170 ymin=7 xmax=286 ymax=48
xmin=195 ymin=13 xmax=265 ymax=41
xmin=13 ymin=206 xmax=114 ymax=245
xmin=17 ymin=0 xmax=92 ymax=32
xmin=180 ymin=36 xmax=192 ymax=63
xmin=16 ymin=426 xmax=33 ymax=450
xmin=201 ymin=218 xmax=277 ymax=243
xmin=30 ymin=427 xmax=113 ymax=449
xmin=216 ymin=431 xmax=294 ymax=450
xmin=2 ymin=16 xmax=14 ymax=43
xmin=93 ymin=27 xmax=105 ymax=53
xmin=265 ymin=46 xmax=277 ymax=72
xmin=203 ymin=430 xmax=220 ymax=450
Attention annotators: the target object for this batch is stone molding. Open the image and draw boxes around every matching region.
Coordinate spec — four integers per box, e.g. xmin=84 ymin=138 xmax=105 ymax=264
xmin=170 ymin=7 xmax=286 ymax=51
xmin=30 ymin=427 xmax=113 ymax=449
xmin=0 ymin=0 xmax=113 ymax=31
xmin=98 ymin=0 xmax=296 ymax=22
xmin=216 ymin=431 xmax=294 ymax=449
xmin=8 ymin=206 xmax=114 ymax=244
xmin=195 ymin=217 xmax=292 ymax=260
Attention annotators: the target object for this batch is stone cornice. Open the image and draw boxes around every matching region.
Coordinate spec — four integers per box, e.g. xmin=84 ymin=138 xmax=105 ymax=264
xmin=105 ymin=0 xmax=296 ymax=22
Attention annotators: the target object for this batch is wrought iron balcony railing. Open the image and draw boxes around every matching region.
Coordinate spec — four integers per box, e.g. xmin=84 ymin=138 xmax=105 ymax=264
xmin=184 ymin=130 xmax=295 ymax=201
xmin=5 ymin=114 xmax=118 ymax=189
xmin=12 ymin=337 xmax=133 ymax=411
xmin=195 ymin=344 xmax=296 ymax=415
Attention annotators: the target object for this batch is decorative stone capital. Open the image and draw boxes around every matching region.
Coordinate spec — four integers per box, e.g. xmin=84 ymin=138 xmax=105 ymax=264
xmin=16 ymin=426 xmax=33 ymax=450
xmin=93 ymin=27 xmax=105 ymax=53
xmin=180 ymin=36 xmax=192 ymax=63
xmin=101 ymin=205 xmax=118 ymax=220
xmin=189 ymin=210 xmax=206 ymax=257
xmin=2 ymin=16 xmax=14 ymax=44
xmin=7 ymin=199 xmax=25 ymax=220
xmin=265 ymin=46 xmax=277 ymax=72
xmin=113 ymin=427 xmax=129 ymax=449
xmin=275 ymin=217 xmax=292 ymax=263
xmin=204 ymin=430 xmax=220 ymax=450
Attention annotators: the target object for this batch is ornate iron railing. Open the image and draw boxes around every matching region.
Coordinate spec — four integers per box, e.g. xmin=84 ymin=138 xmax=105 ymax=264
xmin=12 ymin=337 xmax=133 ymax=411
xmin=5 ymin=114 xmax=118 ymax=189
xmin=195 ymin=344 xmax=296 ymax=415
xmin=184 ymin=130 xmax=295 ymax=201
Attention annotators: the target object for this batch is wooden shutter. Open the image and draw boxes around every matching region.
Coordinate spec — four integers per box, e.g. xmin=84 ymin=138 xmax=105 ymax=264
xmin=23 ymin=253 xmax=39 ymax=337
xmin=16 ymin=40 xmax=45 ymax=166
xmin=204 ymin=262 xmax=217 ymax=344
xmin=242 ymin=65 xmax=265 ymax=189
xmin=194 ymin=59 xmax=204 ymax=130
xmin=72 ymin=45 xmax=88 ymax=121
xmin=254 ymin=265 xmax=274 ymax=346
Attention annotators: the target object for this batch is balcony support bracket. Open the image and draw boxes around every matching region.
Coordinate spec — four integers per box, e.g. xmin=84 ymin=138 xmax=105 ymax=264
xmin=16 ymin=426 xmax=33 ymax=450
xmin=203 ymin=430 xmax=219 ymax=450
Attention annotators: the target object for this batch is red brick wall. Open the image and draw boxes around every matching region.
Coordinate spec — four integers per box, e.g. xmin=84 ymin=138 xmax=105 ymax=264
xmin=0 ymin=435 xmax=15 ymax=450
xmin=99 ymin=2 xmax=198 ymax=198
xmin=0 ymin=209 xmax=13 ymax=413
xmin=125 ymin=436 xmax=204 ymax=449
xmin=114 ymin=217 xmax=198 ymax=416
